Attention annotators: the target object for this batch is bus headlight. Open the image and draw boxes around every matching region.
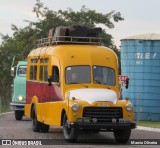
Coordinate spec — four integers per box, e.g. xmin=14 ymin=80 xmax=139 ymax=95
xmin=72 ymin=103 xmax=79 ymax=111
xmin=126 ymin=103 xmax=133 ymax=111
xmin=18 ymin=96 xmax=23 ymax=101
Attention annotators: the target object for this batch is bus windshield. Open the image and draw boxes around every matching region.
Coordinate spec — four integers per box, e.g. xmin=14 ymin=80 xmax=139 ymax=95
xmin=93 ymin=66 xmax=116 ymax=86
xmin=17 ymin=65 xmax=27 ymax=77
xmin=66 ymin=66 xmax=91 ymax=84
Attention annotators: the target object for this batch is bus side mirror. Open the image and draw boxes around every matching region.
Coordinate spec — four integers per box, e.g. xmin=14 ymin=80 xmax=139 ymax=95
xmin=11 ymin=66 xmax=16 ymax=77
xmin=126 ymin=78 xmax=129 ymax=89
xmin=48 ymin=76 xmax=52 ymax=86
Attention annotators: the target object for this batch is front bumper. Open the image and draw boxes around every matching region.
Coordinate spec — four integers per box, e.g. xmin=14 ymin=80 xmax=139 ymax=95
xmin=79 ymin=122 xmax=136 ymax=130
xmin=71 ymin=122 xmax=136 ymax=130
xmin=10 ymin=102 xmax=24 ymax=111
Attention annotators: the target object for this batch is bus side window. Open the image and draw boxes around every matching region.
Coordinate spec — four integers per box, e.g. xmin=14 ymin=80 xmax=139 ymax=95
xmin=33 ymin=66 xmax=37 ymax=80
xmin=52 ymin=66 xmax=59 ymax=82
xmin=30 ymin=66 xmax=37 ymax=80
xmin=30 ymin=66 xmax=33 ymax=80
xmin=39 ymin=66 xmax=43 ymax=81
xmin=44 ymin=66 xmax=48 ymax=82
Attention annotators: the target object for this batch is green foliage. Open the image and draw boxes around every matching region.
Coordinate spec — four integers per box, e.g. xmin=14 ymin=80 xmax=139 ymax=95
xmin=0 ymin=26 xmax=37 ymax=111
xmin=31 ymin=0 xmax=123 ymax=43
xmin=0 ymin=0 xmax=123 ymax=111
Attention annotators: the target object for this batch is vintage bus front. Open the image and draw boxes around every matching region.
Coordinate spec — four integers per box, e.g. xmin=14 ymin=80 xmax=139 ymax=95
xmin=57 ymin=45 xmax=136 ymax=143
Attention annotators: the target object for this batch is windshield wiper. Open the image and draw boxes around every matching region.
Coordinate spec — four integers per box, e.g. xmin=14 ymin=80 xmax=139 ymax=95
xmin=69 ymin=82 xmax=78 ymax=84
xmin=69 ymin=82 xmax=89 ymax=88
xmin=94 ymin=80 xmax=103 ymax=84
xmin=94 ymin=80 xmax=111 ymax=89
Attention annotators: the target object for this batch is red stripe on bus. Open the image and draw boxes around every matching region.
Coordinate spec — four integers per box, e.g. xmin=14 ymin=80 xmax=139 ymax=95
xmin=26 ymin=81 xmax=63 ymax=103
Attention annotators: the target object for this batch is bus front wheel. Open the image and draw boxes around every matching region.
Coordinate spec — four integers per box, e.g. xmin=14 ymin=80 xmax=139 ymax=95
xmin=114 ymin=129 xmax=131 ymax=143
xmin=63 ymin=113 xmax=78 ymax=142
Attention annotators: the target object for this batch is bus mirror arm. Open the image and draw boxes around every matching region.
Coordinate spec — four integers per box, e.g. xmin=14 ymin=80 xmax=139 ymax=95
xmin=126 ymin=78 xmax=129 ymax=89
xmin=57 ymin=81 xmax=60 ymax=87
xmin=48 ymin=76 xmax=52 ymax=86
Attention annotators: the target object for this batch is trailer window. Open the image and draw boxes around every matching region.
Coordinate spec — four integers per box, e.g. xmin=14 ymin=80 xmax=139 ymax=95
xmin=93 ymin=66 xmax=116 ymax=86
xmin=66 ymin=66 xmax=90 ymax=84
xmin=17 ymin=65 xmax=26 ymax=77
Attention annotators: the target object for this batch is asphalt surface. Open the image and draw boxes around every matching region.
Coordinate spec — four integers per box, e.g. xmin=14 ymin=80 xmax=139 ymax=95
xmin=0 ymin=112 xmax=160 ymax=147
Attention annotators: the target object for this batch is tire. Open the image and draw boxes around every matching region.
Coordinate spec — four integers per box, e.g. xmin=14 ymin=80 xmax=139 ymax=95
xmin=31 ymin=107 xmax=41 ymax=132
xmin=84 ymin=129 xmax=100 ymax=133
xmin=92 ymin=129 xmax=100 ymax=133
xmin=15 ymin=110 xmax=23 ymax=120
xmin=40 ymin=123 xmax=50 ymax=133
xmin=63 ymin=113 xmax=78 ymax=142
xmin=114 ymin=129 xmax=131 ymax=143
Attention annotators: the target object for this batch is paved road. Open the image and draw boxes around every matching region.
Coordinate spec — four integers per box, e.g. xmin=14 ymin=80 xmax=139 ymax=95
xmin=0 ymin=112 xmax=160 ymax=147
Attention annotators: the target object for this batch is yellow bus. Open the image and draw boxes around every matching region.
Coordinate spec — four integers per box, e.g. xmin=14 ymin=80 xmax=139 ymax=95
xmin=25 ymin=25 xmax=136 ymax=143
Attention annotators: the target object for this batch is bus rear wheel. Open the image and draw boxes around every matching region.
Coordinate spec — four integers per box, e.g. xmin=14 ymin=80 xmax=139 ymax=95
xmin=63 ymin=113 xmax=78 ymax=142
xmin=41 ymin=123 xmax=49 ymax=133
xmin=31 ymin=106 xmax=49 ymax=133
xmin=31 ymin=107 xmax=41 ymax=132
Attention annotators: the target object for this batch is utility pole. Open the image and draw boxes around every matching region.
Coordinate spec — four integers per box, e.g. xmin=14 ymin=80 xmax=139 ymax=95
xmin=0 ymin=99 xmax=1 ymax=113
xmin=137 ymin=93 xmax=141 ymax=124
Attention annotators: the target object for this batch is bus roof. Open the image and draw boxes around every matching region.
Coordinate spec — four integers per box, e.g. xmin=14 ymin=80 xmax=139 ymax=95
xmin=28 ymin=44 xmax=118 ymax=68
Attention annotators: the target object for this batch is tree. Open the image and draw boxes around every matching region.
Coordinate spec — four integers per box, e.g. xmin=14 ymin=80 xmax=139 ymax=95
xmin=0 ymin=27 xmax=37 ymax=112
xmin=0 ymin=0 xmax=123 ymax=112
xmin=31 ymin=0 xmax=124 ymax=47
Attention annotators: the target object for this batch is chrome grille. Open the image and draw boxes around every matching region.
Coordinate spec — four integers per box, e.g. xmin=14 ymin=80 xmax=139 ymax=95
xmin=83 ymin=107 xmax=123 ymax=123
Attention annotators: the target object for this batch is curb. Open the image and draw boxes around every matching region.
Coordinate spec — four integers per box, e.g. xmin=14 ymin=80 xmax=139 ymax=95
xmin=0 ymin=111 xmax=13 ymax=116
xmin=137 ymin=126 xmax=160 ymax=132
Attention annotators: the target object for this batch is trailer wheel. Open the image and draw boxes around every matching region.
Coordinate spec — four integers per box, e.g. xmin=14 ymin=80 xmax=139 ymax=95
xmin=15 ymin=110 xmax=23 ymax=120
xmin=114 ymin=129 xmax=131 ymax=143
xmin=31 ymin=107 xmax=41 ymax=132
xmin=63 ymin=113 xmax=78 ymax=142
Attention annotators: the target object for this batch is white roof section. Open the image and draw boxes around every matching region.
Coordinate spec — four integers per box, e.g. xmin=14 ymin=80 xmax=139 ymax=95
xmin=121 ymin=33 xmax=160 ymax=41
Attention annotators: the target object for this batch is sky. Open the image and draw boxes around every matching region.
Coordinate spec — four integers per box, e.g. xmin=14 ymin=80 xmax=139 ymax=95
xmin=0 ymin=0 xmax=160 ymax=47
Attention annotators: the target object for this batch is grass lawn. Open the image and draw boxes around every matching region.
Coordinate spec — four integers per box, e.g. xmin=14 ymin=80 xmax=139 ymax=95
xmin=137 ymin=120 xmax=160 ymax=128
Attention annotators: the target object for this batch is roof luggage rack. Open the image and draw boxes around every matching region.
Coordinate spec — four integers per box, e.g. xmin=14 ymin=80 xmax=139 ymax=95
xmin=37 ymin=36 xmax=103 ymax=47
xmin=37 ymin=24 xmax=103 ymax=47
